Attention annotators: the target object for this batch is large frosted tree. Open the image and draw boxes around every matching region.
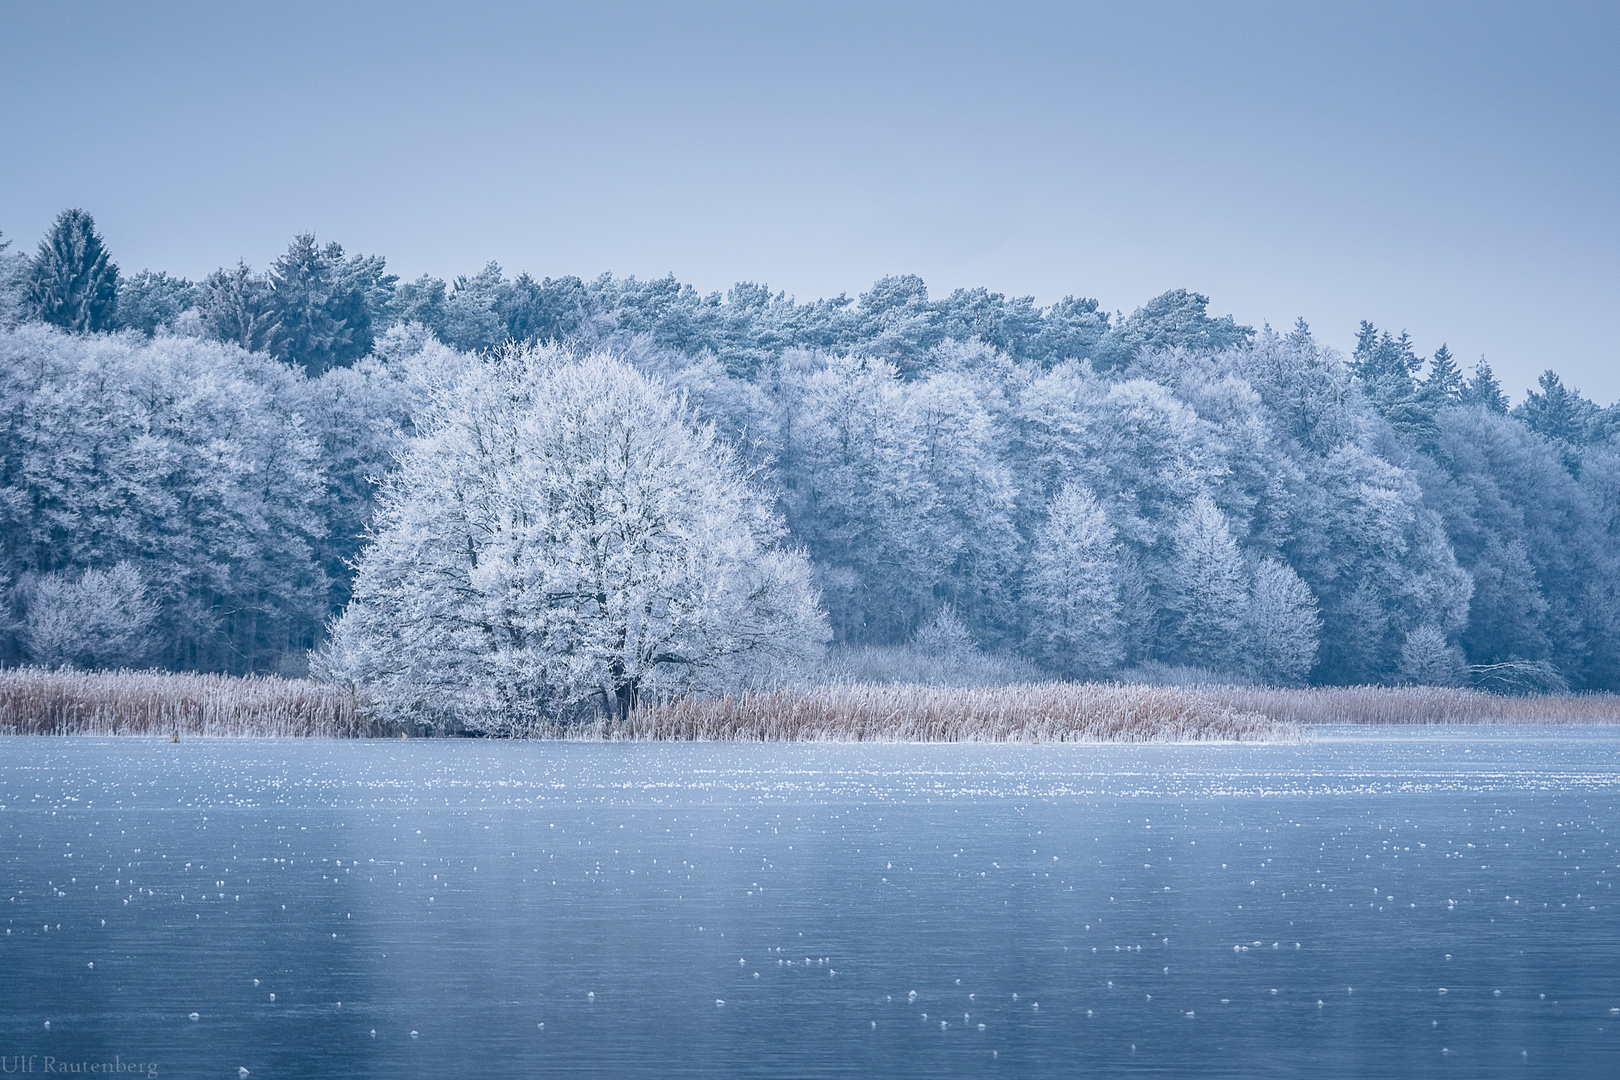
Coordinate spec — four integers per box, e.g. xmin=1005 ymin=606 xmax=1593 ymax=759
xmin=320 ymin=344 xmax=828 ymax=730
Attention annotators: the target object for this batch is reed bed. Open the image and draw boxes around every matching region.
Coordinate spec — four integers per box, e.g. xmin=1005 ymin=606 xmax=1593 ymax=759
xmin=593 ymin=682 xmax=1297 ymax=743
xmin=8 ymin=667 xmax=1613 ymax=742
xmin=1201 ymin=684 xmax=1620 ymax=726
xmin=0 ymin=666 xmax=374 ymax=737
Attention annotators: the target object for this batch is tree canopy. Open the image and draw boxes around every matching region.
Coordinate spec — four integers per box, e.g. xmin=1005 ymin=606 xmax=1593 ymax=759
xmin=4 ymin=207 xmax=1619 ymax=700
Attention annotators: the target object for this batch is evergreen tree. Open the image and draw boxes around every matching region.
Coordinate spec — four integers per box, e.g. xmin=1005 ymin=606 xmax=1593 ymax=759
xmin=1514 ymin=370 xmax=1604 ymax=447
xmin=1417 ymin=344 xmax=1463 ymax=411
xmin=25 ymin=209 xmax=120 ymax=332
xmin=1099 ymin=289 xmax=1252 ymax=371
xmin=1459 ymin=356 xmax=1507 ymax=413
xmin=438 ymin=262 xmax=508 ymax=351
xmin=1026 ymin=295 xmax=1111 ymax=366
xmin=330 ymin=251 xmax=394 ymax=360
xmin=855 ymin=275 xmax=942 ymax=373
xmin=267 ymin=234 xmax=353 ymax=374
xmin=200 ymin=262 xmax=273 ymax=351
xmin=391 ymin=274 xmax=449 ymax=335
xmin=116 ymin=270 xmax=198 ymax=336
xmin=1351 ymin=321 xmax=1434 ymax=442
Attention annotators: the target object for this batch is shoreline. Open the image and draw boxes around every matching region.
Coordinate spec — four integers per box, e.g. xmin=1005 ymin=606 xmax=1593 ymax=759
xmin=4 ymin=667 xmax=1618 ymax=742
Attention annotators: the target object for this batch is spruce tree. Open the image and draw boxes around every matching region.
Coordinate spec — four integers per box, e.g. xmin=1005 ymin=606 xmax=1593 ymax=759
xmin=1352 ymin=321 xmax=1434 ymax=442
xmin=267 ymin=234 xmax=352 ymax=374
xmin=1417 ymin=344 xmax=1463 ymax=411
xmin=26 ymin=209 xmax=120 ymax=332
xmin=1460 ymin=356 xmax=1508 ymax=413
xmin=1514 ymin=371 xmax=1607 ymax=460
xmin=200 ymin=261 xmax=273 ymax=351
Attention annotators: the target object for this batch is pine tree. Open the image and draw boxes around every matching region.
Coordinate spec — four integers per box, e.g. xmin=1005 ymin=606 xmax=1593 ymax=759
xmin=200 ymin=261 xmax=273 ymax=351
xmin=25 ymin=209 xmax=120 ymax=332
xmin=1460 ymin=357 xmax=1507 ymax=413
xmin=1352 ymin=321 xmax=1434 ymax=442
xmin=267 ymin=234 xmax=353 ymax=374
xmin=1417 ymin=344 xmax=1463 ymax=411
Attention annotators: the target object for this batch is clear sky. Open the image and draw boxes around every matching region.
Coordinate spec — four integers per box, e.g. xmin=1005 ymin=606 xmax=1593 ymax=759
xmin=2 ymin=1 xmax=1616 ymax=401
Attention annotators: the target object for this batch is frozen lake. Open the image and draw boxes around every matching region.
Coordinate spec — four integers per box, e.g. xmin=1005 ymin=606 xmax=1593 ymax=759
xmin=2 ymin=729 xmax=1617 ymax=1078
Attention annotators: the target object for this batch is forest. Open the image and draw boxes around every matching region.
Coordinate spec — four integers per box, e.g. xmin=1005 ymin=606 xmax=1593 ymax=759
xmin=2 ymin=208 xmax=1618 ymax=712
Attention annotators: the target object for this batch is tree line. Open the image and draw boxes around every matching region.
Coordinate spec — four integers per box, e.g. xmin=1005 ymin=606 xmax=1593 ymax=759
xmin=1 ymin=208 xmax=1616 ymax=697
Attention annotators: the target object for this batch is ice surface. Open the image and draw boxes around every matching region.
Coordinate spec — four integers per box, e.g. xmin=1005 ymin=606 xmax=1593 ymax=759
xmin=1 ymin=727 xmax=1617 ymax=1077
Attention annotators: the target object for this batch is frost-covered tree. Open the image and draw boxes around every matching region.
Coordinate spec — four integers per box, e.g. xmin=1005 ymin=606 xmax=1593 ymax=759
xmin=1514 ymin=370 xmax=1612 ymax=453
xmin=1417 ymin=344 xmax=1464 ymax=412
xmin=0 ymin=325 xmax=329 ymax=672
xmin=0 ymin=232 xmax=27 ymax=329
xmin=116 ymin=271 xmax=198 ymax=336
xmin=1023 ymin=483 xmax=1122 ymax=678
xmin=777 ymin=353 xmax=1018 ymax=643
xmin=1242 ymin=558 xmax=1320 ymax=686
xmin=1096 ymin=289 xmax=1252 ymax=371
xmin=1416 ymin=403 xmax=1620 ymax=689
xmin=26 ymin=209 xmax=120 ymax=332
xmin=320 ymin=344 xmax=828 ymax=730
xmin=199 ymin=261 xmax=274 ymax=352
xmin=1398 ymin=624 xmax=1468 ymax=687
xmin=1460 ymin=357 xmax=1507 ymax=414
xmin=1352 ymin=322 xmax=1435 ymax=444
xmin=23 ymin=562 xmax=157 ymax=670
xmin=912 ymin=606 xmax=977 ymax=660
xmin=1164 ymin=493 xmax=1247 ymax=673
xmin=907 ymin=370 xmax=1021 ymax=637
xmin=265 ymin=234 xmax=394 ymax=374
xmin=438 ymin=263 xmax=509 ymax=352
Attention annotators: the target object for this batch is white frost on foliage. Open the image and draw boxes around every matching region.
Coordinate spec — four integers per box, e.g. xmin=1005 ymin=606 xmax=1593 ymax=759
xmin=318 ymin=343 xmax=829 ymax=730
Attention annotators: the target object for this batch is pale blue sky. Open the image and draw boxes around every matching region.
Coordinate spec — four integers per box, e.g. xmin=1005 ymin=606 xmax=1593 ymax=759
xmin=2 ymin=1 xmax=1616 ymax=400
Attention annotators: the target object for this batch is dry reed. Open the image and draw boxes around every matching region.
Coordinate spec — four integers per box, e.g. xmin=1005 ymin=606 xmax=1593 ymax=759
xmin=595 ymin=682 xmax=1296 ymax=743
xmin=1200 ymin=684 xmax=1620 ymax=726
xmin=0 ymin=666 xmax=374 ymax=737
xmin=8 ymin=667 xmax=1612 ymax=742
